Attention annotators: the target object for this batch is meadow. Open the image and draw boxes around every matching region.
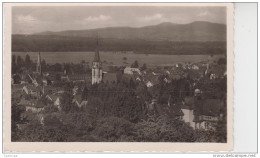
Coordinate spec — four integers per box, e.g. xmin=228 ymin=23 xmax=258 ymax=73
xmin=12 ymin=51 xmax=224 ymax=67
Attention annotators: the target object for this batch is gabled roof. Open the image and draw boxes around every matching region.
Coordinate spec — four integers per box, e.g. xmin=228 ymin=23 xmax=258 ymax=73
xmin=18 ymin=98 xmax=30 ymax=106
xmin=47 ymin=94 xmax=59 ymax=102
xmin=79 ymin=101 xmax=88 ymax=108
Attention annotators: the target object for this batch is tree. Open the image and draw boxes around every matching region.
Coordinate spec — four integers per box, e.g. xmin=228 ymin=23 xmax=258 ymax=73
xmin=53 ymin=63 xmax=62 ymax=72
xmin=16 ymin=55 xmax=24 ymax=67
xmin=82 ymin=86 xmax=89 ymax=101
xmin=25 ymin=54 xmax=31 ymax=68
xmin=41 ymin=59 xmax=46 ymax=71
xmin=13 ymin=74 xmax=21 ymax=84
xmin=55 ymin=74 xmax=61 ymax=81
xmin=131 ymin=60 xmax=139 ymax=68
xmin=140 ymin=63 xmax=147 ymax=71
xmin=61 ymin=83 xmax=74 ymax=113
xmin=218 ymin=57 xmax=226 ymax=65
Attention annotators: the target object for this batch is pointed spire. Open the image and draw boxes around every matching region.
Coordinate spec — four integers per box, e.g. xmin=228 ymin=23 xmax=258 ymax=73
xmin=93 ymin=33 xmax=100 ymax=62
xmin=37 ymin=52 xmax=42 ymax=74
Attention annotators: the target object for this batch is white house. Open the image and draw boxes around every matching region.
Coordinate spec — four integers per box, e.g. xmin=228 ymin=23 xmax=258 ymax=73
xmin=136 ymin=77 xmax=141 ymax=81
xmin=192 ymin=65 xmax=199 ymax=70
xmin=181 ymin=107 xmax=195 ymax=129
xmin=124 ymin=67 xmax=141 ymax=75
xmin=146 ymin=81 xmax=153 ymax=87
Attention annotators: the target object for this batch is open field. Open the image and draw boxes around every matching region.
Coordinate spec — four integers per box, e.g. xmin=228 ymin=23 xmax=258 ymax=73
xmin=12 ymin=51 xmax=224 ymax=67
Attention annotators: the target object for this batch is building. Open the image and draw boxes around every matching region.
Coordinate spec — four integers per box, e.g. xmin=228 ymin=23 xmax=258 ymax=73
xmin=92 ymin=38 xmax=103 ymax=85
xmin=68 ymin=74 xmax=90 ymax=82
xmin=180 ymin=96 xmax=224 ymax=130
xmin=193 ymin=99 xmax=223 ymax=130
xmin=36 ymin=52 xmax=41 ymax=74
xmin=181 ymin=96 xmax=196 ymax=128
xmin=124 ymin=67 xmax=141 ymax=75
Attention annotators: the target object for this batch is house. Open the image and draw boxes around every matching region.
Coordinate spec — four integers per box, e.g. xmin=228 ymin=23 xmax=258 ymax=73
xmin=46 ymin=95 xmax=61 ymax=111
xmin=193 ymin=99 xmax=224 ymax=130
xmin=54 ymin=97 xmax=61 ymax=107
xmin=79 ymin=100 xmax=88 ymax=108
xmin=194 ymin=89 xmax=201 ymax=96
xmin=124 ymin=67 xmax=141 ymax=75
xmin=72 ymin=86 xmax=78 ymax=95
xmin=68 ymin=74 xmax=90 ymax=82
xmin=72 ymin=94 xmax=83 ymax=108
xmin=164 ymin=78 xmax=170 ymax=83
xmin=146 ymin=81 xmax=153 ymax=87
xmin=20 ymin=81 xmax=28 ymax=84
xmin=136 ymin=77 xmax=141 ymax=82
xmin=181 ymin=96 xmax=196 ymax=128
xmin=210 ymin=73 xmax=217 ymax=80
xmin=181 ymin=104 xmax=195 ymax=128
xmin=180 ymin=96 xmax=223 ymax=130
xmin=147 ymin=99 xmax=157 ymax=111
xmin=192 ymin=65 xmax=199 ymax=70
xmin=61 ymin=75 xmax=70 ymax=81
xmin=18 ymin=98 xmax=31 ymax=106
xmin=25 ymin=100 xmax=45 ymax=113
xmin=42 ymin=78 xmax=48 ymax=86
xmin=169 ymin=74 xmax=181 ymax=80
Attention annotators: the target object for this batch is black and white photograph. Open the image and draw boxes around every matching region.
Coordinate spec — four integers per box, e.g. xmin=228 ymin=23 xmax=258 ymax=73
xmin=4 ymin=3 xmax=234 ymax=152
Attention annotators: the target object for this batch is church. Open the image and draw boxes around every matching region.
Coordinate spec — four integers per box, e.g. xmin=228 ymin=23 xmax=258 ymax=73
xmin=92 ymin=39 xmax=103 ymax=85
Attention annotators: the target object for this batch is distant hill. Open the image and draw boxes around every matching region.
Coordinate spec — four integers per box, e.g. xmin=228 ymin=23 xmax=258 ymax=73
xmin=12 ymin=21 xmax=227 ymax=54
xmin=35 ymin=21 xmax=226 ymax=42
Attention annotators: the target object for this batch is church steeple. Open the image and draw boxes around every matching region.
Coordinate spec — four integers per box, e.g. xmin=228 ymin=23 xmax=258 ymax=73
xmin=36 ymin=52 xmax=41 ymax=74
xmin=92 ymin=34 xmax=102 ymax=85
xmin=93 ymin=35 xmax=100 ymax=62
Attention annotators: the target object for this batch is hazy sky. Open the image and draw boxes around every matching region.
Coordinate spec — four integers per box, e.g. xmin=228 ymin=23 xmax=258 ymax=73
xmin=12 ymin=6 xmax=226 ymax=34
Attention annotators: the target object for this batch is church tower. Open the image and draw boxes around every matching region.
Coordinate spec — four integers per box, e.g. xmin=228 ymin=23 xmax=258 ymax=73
xmin=92 ymin=36 xmax=102 ymax=84
xmin=36 ymin=52 xmax=41 ymax=74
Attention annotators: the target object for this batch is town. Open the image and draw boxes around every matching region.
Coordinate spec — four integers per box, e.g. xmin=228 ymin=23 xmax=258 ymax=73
xmin=11 ymin=39 xmax=227 ymax=142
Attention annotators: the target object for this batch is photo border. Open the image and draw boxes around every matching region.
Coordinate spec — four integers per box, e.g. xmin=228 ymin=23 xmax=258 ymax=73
xmin=3 ymin=2 xmax=234 ymax=153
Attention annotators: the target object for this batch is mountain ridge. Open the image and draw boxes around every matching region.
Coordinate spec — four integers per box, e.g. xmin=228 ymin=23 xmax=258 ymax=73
xmin=28 ymin=21 xmax=226 ymax=42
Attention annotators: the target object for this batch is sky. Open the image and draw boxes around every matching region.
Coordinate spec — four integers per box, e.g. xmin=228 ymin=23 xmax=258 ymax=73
xmin=12 ymin=6 xmax=226 ymax=34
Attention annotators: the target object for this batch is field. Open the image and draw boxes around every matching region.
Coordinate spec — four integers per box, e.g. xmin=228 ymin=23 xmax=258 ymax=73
xmin=12 ymin=51 xmax=224 ymax=67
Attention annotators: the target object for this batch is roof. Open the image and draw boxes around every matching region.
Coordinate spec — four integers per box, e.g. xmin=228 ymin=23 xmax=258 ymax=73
xmin=68 ymin=74 xmax=90 ymax=81
xmin=79 ymin=101 xmax=88 ymax=108
xmin=18 ymin=98 xmax=30 ymax=106
xmin=73 ymin=94 xmax=82 ymax=103
xmin=93 ymin=51 xmax=100 ymax=62
xmin=197 ymin=99 xmax=223 ymax=117
xmin=47 ymin=94 xmax=59 ymax=102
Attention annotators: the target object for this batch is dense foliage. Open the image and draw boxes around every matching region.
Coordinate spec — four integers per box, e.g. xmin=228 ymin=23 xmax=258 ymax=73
xmin=11 ymin=54 xmax=227 ymax=142
xmin=12 ymin=35 xmax=226 ymax=55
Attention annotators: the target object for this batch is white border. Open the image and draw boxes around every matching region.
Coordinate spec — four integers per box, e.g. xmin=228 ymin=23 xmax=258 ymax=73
xmin=4 ymin=3 xmax=236 ymax=152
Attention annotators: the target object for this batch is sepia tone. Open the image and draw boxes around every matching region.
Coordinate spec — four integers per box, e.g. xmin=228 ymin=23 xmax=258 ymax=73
xmin=4 ymin=3 xmax=234 ymax=152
